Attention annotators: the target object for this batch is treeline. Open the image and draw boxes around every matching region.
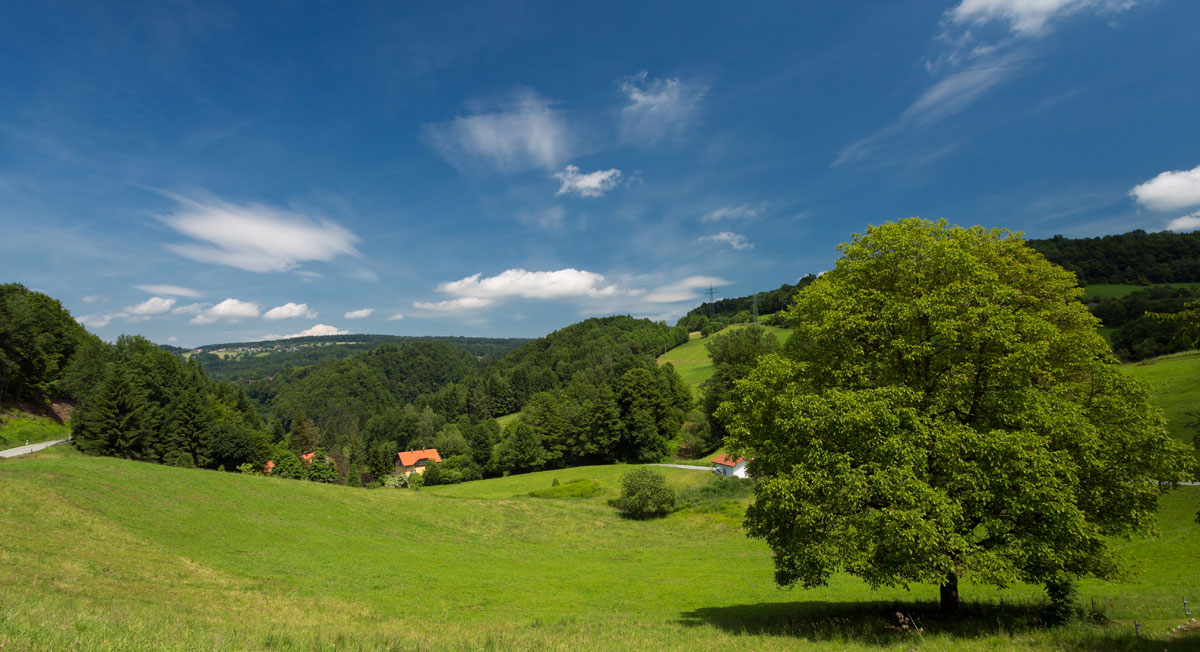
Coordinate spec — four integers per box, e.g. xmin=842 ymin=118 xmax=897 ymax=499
xmin=0 ymin=283 xmax=94 ymax=406
xmin=676 ymin=276 xmax=816 ymax=334
xmin=1092 ymin=286 xmax=1200 ymax=360
xmin=1027 ymin=230 xmax=1200 ymax=285
xmin=252 ymin=316 xmax=694 ymax=485
xmin=184 ymin=334 xmax=528 ymax=383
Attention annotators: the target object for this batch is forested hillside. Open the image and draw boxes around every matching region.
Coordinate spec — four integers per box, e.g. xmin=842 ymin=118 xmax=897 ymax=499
xmin=676 ymin=276 xmax=816 ymax=333
xmin=183 ymin=334 xmax=527 ymax=383
xmin=1027 ymin=229 xmax=1200 ymax=285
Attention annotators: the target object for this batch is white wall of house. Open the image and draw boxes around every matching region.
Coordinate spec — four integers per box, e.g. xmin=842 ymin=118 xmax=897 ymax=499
xmin=713 ymin=460 xmax=748 ymax=478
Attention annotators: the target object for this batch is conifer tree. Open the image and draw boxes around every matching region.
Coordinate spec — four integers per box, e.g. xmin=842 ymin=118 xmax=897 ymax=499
xmin=73 ymin=368 xmax=152 ymax=460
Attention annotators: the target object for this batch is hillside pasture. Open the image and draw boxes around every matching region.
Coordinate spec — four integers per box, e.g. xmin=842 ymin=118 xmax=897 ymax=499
xmin=1 ymin=447 xmax=1198 ymax=651
xmin=0 ymin=414 xmax=70 ymax=448
xmin=1124 ymin=351 xmax=1200 ymax=447
xmin=658 ymin=324 xmax=792 ymax=390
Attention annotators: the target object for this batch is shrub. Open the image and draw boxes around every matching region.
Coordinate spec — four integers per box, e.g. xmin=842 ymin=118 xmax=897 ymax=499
xmin=614 ymin=468 xmax=675 ymax=519
xmin=528 ymin=479 xmax=604 ymax=500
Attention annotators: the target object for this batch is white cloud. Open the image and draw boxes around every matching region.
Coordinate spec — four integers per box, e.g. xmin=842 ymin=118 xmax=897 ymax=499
xmin=412 ymin=297 xmax=495 ymax=312
xmin=189 ymin=298 xmax=260 ymax=325
xmin=422 ymin=91 xmax=572 ymax=172
xmin=699 ymin=232 xmax=754 ymax=250
xmin=160 ymin=194 xmax=360 ymax=273
xmin=133 ymin=284 xmax=203 ymax=298
xmin=347 ymin=268 xmax=380 ymax=282
xmin=949 ymin=0 xmax=1139 ymax=36
xmin=172 ymin=302 xmax=205 ymax=315
xmin=643 ymin=275 xmax=732 ymax=304
xmin=81 ymin=295 xmax=105 ymax=304
xmin=388 ymin=313 xmax=405 ymax=321
xmin=1167 ymin=211 xmax=1200 ymax=232
xmin=619 ymin=72 xmax=708 ymax=143
xmin=835 ymin=53 xmax=1023 ymax=166
xmin=263 ymin=323 xmax=350 ymax=340
xmin=263 ymin=302 xmax=317 ymax=320
xmin=438 ymin=268 xmax=619 ymax=300
xmin=119 ymin=296 xmax=176 ymax=320
xmin=76 ymin=313 xmax=112 ymax=329
xmin=702 ymin=204 xmax=762 ymax=222
xmin=554 ymin=165 xmax=622 ymax=198
xmin=515 ymin=206 xmax=566 ymax=229
xmin=344 ymin=308 xmax=374 ymax=319
xmin=1130 ymin=164 xmax=1200 ymax=212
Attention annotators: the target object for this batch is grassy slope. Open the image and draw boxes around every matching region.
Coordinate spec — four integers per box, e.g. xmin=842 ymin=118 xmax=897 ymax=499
xmin=2 ymin=447 xmax=1198 ymax=651
xmin=0 ymin=414 xmax=70 ymax=448
xmin=1124 ymin=351 xmax=1200 ymax=445
xmin=657 ymin=324 xmax=792 ymax=389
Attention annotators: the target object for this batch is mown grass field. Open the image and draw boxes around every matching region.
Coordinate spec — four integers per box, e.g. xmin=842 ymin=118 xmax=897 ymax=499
xmin=1124 ymin=351 xmax=1200 ymax=446
xmin=0 ymin=414 xmax=70 ymax=448
xmin=2 ymin=445 xmax=1198 ymax=651
xmin=657 ymin=324 xmax=792 ymax=389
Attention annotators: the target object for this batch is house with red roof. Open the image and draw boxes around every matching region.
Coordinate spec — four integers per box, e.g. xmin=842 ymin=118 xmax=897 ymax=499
xmin=711 ymin=453 xmax=750 ymax=478
xmin=396 ymin=448 xmax=441 ymax=477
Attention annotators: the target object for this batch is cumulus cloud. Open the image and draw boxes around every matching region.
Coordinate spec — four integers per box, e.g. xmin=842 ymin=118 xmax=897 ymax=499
xmin=702 ymin=204 xmax=763 ymax=222
xmin=1130 ymin=164 xmax=1200 ymax=212
xmin=619 ymin=72 xmax=708 ymax=143
xmin=76 ymin=313 xmax=112 ymax=329
xmin=423 ymin=91 xmax=573 ymax=172
xmin=948 ymin=0 xmax=1140 ymax=36
xmin=554 ymin=165 xmax=622 ymax=198
xmin=189 ymin=298 xmax=260 ymax=325
xmin=1167 ymin=211 xmax=1200 ymax=232
xmin=117 ymin=296 xmax=176 ymax=322
xmin=412 ymin=297 xmax=495 ymax=313
xmin=344 ymin=308 xmax=374 ymax=319
xmin=643 ymin=275 xmax=731 ymax=304
xmin=263 ymin=302 xmax=317 ymax=320
xmin=160 ymin=194 xmax=360 ymax=273
xmin=699 ymin=232 xmax=754 ymax=250
xmin=134 ymin=284 xmax=203 ymax=298
xmin=263 ymin=324 xmax=350 ymax=340
xmin=438 ymin=268 xmax=619 ymax=300
xmin=388 ymin=313 xmax=405 ymax=321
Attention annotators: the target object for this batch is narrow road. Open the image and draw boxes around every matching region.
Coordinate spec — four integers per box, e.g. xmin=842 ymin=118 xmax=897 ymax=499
xmin=650 ymin=463 xmax=713 ymax=471
xmin=0 ymin=438 xmax=70 ymax=458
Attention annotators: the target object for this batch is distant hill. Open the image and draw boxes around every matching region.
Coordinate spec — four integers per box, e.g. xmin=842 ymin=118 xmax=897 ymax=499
xmin=677 ymin=276 xmax=817 ymax=332
xmin=175 ymin=334 xmax=529 ymax=383
xmin=1027 ymin=229 xmax=1200 ymax=285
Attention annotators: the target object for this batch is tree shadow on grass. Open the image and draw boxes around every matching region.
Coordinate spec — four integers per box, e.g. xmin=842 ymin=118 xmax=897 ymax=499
xmin=678 ymin=600 xmax=1200 ymax=650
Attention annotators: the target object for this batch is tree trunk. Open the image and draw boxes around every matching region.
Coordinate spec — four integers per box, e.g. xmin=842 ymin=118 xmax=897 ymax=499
xmin=940 ymin=572 xmax=960 ymax=612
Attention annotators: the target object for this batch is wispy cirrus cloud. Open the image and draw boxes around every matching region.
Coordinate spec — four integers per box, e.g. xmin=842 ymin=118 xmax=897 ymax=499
xmin=643 ymin=275 xmax=731 ymax=304
xmin=412 ymin=297 xmax=495 ymax=313
xmin=618 ymin=71 xmax=708 ymax=144
xmin=554 ymin=165 xmax=622 ymax=198
xmin=133 ymin=284 xmax=203 ymax=298
xmin=702 ymin=204 xmax=763 ymax=222
xmin=422 ymin=91 xmax=573 ymax=172
xmin=836 ymin=0 xmax=1144 ymax=167
xmin=699 ymin=231 xmax=754 ymax=250
xmin=159 ymin=194 xmax=360 ymax=273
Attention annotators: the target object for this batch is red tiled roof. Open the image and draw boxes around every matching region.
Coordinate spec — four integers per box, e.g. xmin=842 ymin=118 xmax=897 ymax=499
xmin=263 ymin=460 xmax=275 ymax=474
xmin=300 ymin=452 xmax=316 ymax=464
xmin=397 ymin=448 xmax=441 ymax=466
xmin=712 ymin=454 xmax=748 ymax=467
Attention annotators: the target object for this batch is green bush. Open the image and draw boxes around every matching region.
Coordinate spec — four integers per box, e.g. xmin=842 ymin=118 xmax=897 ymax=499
xmin=528 ymin=479 xmax=604 ymax=500
xmin=613 ymin=468 xmax=675 ymax=519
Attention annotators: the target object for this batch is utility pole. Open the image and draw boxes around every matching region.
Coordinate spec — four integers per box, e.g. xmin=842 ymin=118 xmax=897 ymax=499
xmin=704 ymin=285 xmax=718 ymax=315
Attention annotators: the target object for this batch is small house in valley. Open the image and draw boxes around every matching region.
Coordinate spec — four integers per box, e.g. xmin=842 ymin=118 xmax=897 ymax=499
xmin=711 ymin=453 xmax=749 ymax=478
xmin=396 ymin=448 xmax=441 ymax=476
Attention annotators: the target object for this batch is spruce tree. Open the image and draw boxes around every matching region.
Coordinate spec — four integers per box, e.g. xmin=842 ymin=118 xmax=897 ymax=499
xmin=73 ymin=368 xmax=152 ymax=460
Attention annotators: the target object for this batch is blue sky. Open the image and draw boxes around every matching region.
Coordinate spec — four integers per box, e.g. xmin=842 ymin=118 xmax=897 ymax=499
xmin=2 ymin=0 xmax=1199 ymax=347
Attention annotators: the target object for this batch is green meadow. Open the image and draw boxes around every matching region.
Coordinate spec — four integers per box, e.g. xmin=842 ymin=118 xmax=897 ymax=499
xmin=1124 ymin=351 xmax=1200 ymax=446
xmin=657 ymin=324 xmax=791 ymax=389
xmin=0 ymin=414 xmax=70 ymax=448
xmin=2 ymin=445 xmax=1199 ymax=651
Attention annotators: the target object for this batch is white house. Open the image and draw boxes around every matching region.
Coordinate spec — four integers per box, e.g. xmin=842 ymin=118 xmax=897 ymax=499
xmin=711 ymin=454 xmax=749 ymax=478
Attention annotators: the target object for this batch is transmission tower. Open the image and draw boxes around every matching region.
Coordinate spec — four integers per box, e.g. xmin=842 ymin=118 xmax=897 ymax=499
xmin=704 ymin=285 xmax=719 ymax=315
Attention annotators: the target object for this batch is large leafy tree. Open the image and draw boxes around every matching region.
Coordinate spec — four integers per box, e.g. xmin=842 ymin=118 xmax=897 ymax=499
xmin=718 ymin=218 xmax=1192 ymax=611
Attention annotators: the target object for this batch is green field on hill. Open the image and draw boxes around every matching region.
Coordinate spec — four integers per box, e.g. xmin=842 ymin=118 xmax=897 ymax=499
xmin=1124 ymin=351 xmax=1200 ymax=447
xmin=657 ymin=324 xmax=791 ymax=389
xmin=2 ymin=446 xmax=1198 ymax=651
xmin=0 ymin=414 xmax=70 ymax=449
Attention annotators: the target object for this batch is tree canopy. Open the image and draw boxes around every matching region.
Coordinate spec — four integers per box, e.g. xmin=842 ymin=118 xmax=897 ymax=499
xmin=718 ymin=218 xmax=1193 ymax=611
